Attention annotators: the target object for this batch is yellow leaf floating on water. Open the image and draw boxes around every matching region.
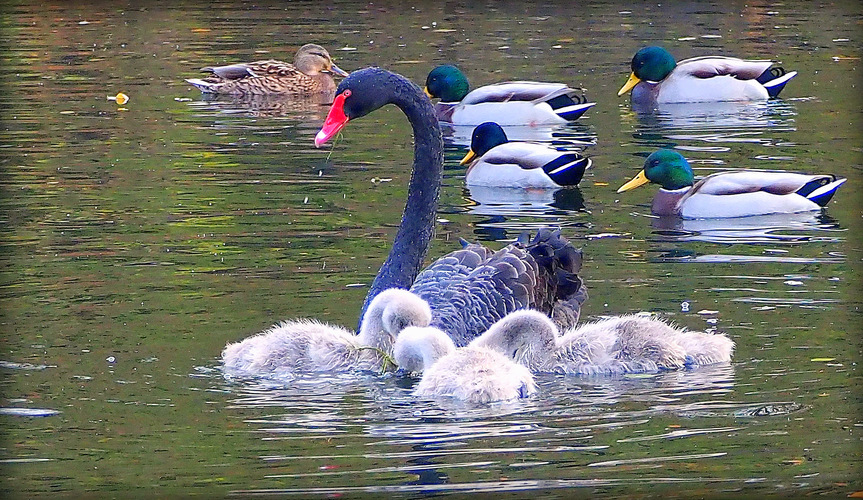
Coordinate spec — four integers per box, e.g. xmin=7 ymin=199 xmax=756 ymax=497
xmin=811 ymin=357 xmax=836 ymax=362
xmin=107 ymin=92 xmax=129 ymax=105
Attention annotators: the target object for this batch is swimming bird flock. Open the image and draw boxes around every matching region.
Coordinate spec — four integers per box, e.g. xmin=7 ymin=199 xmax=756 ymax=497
xmin=197 ymin=42 xmax=843 ymax=403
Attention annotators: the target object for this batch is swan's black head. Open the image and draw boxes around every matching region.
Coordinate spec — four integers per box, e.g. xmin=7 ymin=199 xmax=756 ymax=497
xmin=315 ymin=67 xmax=406 ymax=147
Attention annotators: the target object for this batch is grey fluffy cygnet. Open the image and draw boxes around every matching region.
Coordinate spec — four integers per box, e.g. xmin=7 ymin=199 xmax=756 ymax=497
xmin=393 ymin=326 xmax=536 ymax=404
xmin=222 ymin=288 xmax=431 ymax=378
xmin=473 ymin=309 xmax=734 ymax=375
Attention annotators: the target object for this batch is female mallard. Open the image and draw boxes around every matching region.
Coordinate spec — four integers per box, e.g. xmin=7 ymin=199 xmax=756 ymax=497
xmin=618 ymin=46 xmax=797 ymax=104
xmin=617 ymin=149 xmax=846 ymax=219
xmin=424 ymin=64 xmax=595 ymax=126
xmin=186 ymin=43 xmax=349 ymax=96
xmin=460 ymin=122 xmax=591 ymax=188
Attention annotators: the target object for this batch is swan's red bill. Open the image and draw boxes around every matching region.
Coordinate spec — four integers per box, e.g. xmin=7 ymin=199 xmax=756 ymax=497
xmin=315 ymin=90 xmax=350 ymax=147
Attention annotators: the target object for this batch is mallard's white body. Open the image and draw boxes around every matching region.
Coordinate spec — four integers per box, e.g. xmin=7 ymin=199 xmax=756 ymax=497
xmin=631 ymin=56 xmax=796 ymax=104
xmin=655 ymin=171 xmax=847 ymax=219
xmin=465 ymin=142 xmax=591 ymax=188
xmin=436 ymin=81 xmax=595 ymax=126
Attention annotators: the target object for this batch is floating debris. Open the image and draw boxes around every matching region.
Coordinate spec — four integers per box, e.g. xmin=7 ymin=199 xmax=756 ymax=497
xmin=0 ymin=360 xmax=53 ymax=370
xmin=0 ymin=407 xmax=61 ymax=417
xmin=107 ymin=92 xmax=129 ymax=105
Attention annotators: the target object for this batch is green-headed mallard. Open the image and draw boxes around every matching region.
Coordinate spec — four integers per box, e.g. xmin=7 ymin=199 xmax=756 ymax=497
xmin=460 ymin=122 xmax=591 ymax=188
xmin=424 ymin=64 xmax=595 ymax=126
xmin=617 ymin=149 xmax=846 ymax=219
xmin=186 ymin=43 xmax=349 ymax=96
xmin=618 ymin=46 xmax=797 ymax=104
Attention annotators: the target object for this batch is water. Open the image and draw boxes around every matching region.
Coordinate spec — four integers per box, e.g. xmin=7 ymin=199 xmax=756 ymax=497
xmin=1 ymin=1 xmax=861 ymax=498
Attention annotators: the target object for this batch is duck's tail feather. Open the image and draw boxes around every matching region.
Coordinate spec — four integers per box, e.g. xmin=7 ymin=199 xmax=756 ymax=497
xmin=544 ymin=93 xmax=597 ymax=121
xmin=797 ymin=176 xmax=847 ymax=207
xmin=185 ymin=78 xmax=221 ymax=93
xmin=756 ymin=67 xmax=797 ymax=98
xmin=542 ymin=154 xmax=591 ymax=186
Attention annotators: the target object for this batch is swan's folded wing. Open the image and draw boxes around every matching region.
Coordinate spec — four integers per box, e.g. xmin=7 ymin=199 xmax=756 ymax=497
xmin=411 ymin=229 xmax=586 ymax=346
xmin=411 ymin=244 xmax=539 ymax=346
xmin=677 ymin=56 xmax=774 ymax=81
xmin=460 ymin=81 xmax=574 ymax=105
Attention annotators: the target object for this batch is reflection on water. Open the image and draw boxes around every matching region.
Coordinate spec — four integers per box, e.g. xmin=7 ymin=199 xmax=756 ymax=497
xmin=442 ymin=121 xmax=597 ymax=148
xmin=465 ymin=185 xmax=585 ymax=216
xmin=212 ymin=363 xmax=822 ymax=497
xmin=218 ymin=364 xmax=743 ymax=494
xmin=631 ymin=99 xmax=797 ymax=135
xmin=186 ymin=93 xmax=334 ymax=120
xmin=650 ymin=211 xmax=844 ymax=245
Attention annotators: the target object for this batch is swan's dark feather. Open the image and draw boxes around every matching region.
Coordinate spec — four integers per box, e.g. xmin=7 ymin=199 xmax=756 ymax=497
xmin=410 ymin=229 xmax=586 ymax=346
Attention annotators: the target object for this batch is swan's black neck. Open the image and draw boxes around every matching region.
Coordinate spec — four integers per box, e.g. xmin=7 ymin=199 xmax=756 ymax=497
xmin=357 ymin=72 xmax=443 ymax=329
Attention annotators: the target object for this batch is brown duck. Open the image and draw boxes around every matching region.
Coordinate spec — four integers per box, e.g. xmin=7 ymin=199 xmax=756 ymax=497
xmin=186 ymin=44 xmax=349 ymax=96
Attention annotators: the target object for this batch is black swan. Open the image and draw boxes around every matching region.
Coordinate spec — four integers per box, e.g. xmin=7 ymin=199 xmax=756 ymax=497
xmin=314 ymin=67 xmax=587 ymax=346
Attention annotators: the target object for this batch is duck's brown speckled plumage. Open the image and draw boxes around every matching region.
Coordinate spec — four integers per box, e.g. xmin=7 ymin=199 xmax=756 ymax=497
xmin=186 ymin=44 xmax=348 ymax=96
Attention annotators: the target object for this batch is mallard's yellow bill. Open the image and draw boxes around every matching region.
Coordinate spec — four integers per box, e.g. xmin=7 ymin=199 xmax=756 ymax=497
xmin=459 ymin=149 xmax=478 ymax=165
xmin=423 ymin=87 xmax=433 ymax=99
xmin=617 ymin=169 xmax=650 ymax=193
xmin=617 ymin=72 xmax=641 ymax=96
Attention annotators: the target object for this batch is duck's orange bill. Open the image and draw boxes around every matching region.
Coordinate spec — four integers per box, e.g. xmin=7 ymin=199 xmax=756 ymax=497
xmin=459 ymin=149 xmax=478 ymax=165
xmin=617 ymin=169 xmax=650 ymax=193
xmin=617 ymin=72 xmax=641 ymax=96
xmin=315 ymin=90 xmax=350 ymax=147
